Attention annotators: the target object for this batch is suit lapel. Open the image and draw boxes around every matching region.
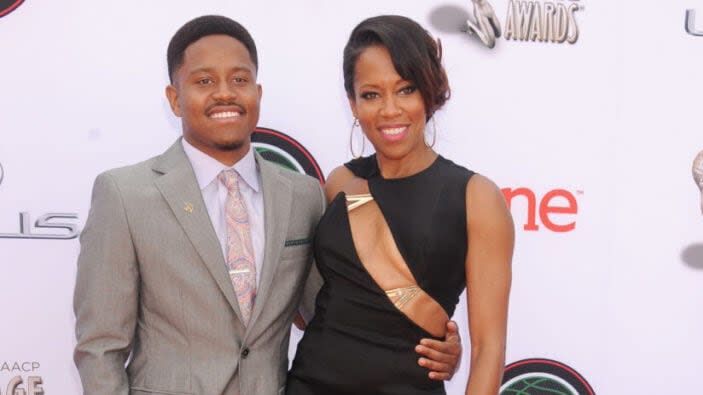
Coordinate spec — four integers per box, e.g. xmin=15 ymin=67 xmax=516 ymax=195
xmin=152 ymin=140 xmax=246 ymax=326
xmin=246 ymin=153 xmax=292 ymax=334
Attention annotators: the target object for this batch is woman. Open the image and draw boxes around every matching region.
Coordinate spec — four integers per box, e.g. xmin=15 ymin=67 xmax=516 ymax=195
xmin=288 ymin=15 xmax=513 ymax=395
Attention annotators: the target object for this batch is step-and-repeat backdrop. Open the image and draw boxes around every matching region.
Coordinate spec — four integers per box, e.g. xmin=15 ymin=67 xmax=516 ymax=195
xmin=1 ymin=1 xmax=701 ymax=394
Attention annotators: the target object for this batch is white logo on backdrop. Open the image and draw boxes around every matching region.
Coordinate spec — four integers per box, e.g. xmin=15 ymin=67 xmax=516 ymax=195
xmin=1 ymin=361 xmax=44 ymax=395
xmin=465 ymin=0 xmax=502 ymax=48
xmin=693 ymin=150 xmax=703 ymax=214
xmin=503 ymin=0 xmax=582 ymax=43
xmin=432 ymin=0 xmax=583 ymax=48
xmin=0 ymin=163 xmax=81 ymax=240
xmin=685 ymin=9 xmax=703 ymax=36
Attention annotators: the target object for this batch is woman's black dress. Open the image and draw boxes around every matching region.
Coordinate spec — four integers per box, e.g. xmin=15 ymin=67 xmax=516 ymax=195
xmin=287 ymin=155 xmax=474 ymax=395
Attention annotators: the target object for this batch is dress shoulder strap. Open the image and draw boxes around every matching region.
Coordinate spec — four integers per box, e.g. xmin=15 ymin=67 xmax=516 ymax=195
xmin=343 ymin=154 xmax=379 ymax=180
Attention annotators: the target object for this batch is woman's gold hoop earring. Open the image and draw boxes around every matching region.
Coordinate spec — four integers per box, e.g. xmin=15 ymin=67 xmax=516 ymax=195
xmin=425 ymin=117 xmax=437 ymax=148
xmin=349 ymin=118 xmax=365 ymax=159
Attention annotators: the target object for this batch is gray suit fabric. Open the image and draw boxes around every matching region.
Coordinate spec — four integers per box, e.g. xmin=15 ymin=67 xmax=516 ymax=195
xmin=74 ymin=139 xmax=324 ymax=395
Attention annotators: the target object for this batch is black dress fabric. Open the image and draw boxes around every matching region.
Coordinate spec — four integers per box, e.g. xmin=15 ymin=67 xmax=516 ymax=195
xmin=287 ymin=155 xmax=475 ymax=395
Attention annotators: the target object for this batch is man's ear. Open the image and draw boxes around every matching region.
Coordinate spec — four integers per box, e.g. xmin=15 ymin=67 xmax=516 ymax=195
xmin=165 ymin=84 xmax=181 ymax=117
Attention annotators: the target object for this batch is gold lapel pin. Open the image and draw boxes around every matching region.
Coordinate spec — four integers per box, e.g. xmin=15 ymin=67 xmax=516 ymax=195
xmin=183 ymin=202 xmax=194 ymax=213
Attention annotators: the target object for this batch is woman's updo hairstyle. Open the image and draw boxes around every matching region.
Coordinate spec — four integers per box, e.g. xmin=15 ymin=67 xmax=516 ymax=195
xmin=343 ymin=15 xmax=450 ymax=120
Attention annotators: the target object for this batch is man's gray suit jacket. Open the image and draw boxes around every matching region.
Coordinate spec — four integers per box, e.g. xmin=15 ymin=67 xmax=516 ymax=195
xmin=74 ymin=139 xmax=325 ymax=395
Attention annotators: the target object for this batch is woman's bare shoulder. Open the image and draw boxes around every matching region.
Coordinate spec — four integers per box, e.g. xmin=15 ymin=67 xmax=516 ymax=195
xmin=323 ymin=165 xmax=356 ymax=203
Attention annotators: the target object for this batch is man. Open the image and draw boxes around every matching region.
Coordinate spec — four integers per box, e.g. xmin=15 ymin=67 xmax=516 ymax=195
xmin=74 ymin=15 xmax=460 ymax=395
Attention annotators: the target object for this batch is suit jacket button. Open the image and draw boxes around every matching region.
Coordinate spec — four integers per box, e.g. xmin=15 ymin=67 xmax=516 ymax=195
xmin=242 ymin=348 xmax=250 ymax=358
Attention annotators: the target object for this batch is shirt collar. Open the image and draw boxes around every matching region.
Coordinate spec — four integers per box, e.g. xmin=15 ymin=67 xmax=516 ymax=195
xmin=181 ymin=138 xmax=260 ymax=192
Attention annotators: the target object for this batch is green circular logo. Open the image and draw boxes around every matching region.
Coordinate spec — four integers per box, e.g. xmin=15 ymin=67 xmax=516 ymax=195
xmin=0 ymin=0 xmax=25 ymax=18
xmin=501 ymin=359 xmax=595 ymax=395
xmin=252 ymin=127 xmax=324 ymax=183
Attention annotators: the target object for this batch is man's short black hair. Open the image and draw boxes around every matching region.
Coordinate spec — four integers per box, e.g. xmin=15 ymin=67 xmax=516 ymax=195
xmin=167 ymin=15 xmax=258 ymax=83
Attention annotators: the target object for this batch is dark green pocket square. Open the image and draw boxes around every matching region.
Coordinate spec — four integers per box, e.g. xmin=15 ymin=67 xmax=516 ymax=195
xmin=284 ymin=237 xmax=312 ymax=247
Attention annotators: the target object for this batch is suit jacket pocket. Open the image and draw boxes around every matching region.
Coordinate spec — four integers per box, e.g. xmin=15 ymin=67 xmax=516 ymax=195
xmin=279 ymin=243 xmax=312 ymax=261
xmin=130 ymin=386 xmax=194 ymax=395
